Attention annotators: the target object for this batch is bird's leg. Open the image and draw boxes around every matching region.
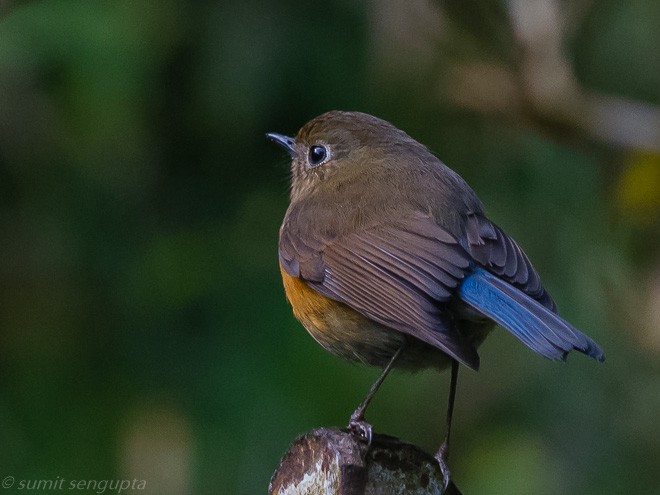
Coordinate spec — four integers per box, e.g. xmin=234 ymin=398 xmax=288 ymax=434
xmin=436 ymin=359 xmax=460 ymax=489
xmin=348 ymin=344 xmax=405 ymax=444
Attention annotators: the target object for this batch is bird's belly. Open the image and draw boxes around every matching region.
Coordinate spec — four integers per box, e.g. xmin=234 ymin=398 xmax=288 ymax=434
xmin=280 ymin=265 xmax=452 ymax=370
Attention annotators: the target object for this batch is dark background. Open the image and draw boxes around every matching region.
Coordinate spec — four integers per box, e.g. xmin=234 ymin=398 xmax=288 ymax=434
xmin=0 ymin=1 xmax=659 ymax=494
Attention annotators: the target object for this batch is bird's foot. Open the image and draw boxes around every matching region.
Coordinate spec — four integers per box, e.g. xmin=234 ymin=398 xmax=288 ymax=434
xmin=347 ymin=411 xmax=373 ymax=445
xmin=435 ymin=440 xmax=451 ymax=490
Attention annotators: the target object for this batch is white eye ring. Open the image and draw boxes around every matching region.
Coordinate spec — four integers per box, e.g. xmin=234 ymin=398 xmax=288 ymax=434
xmin=308 ymin=145 xmax=329 ymax=166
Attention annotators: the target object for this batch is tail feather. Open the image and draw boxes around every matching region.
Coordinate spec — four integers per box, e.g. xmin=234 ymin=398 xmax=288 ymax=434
xmin=459 ymin=268 xmax=605 ymax=362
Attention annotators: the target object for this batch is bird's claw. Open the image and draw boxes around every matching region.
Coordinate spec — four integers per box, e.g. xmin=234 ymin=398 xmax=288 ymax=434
xmin=347 ymin=417 xmax=373 ymax=445
xmin=435 ymin=441 xmax=451 ymax=490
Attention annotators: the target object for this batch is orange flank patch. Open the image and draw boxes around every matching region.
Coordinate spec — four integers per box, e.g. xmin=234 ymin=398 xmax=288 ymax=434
xmin=279 ymin=264 xmax=337 ymax=330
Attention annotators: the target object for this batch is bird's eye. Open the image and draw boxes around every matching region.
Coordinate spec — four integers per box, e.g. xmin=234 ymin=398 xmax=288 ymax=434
xmin=308 ymin=145 xmax=328 ymax=166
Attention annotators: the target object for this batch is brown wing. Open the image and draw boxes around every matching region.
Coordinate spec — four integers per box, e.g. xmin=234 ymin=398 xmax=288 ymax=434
xmin=279 ymin=212 xmax=480 ymax=369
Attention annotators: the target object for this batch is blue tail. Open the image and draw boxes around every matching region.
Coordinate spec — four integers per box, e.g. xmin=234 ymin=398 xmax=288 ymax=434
xmin=459 ymin=268 xmax=605 ymax=362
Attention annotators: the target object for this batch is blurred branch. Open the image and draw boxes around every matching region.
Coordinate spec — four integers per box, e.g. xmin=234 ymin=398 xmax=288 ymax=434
xmin=439 ymin=0 xmax=660 ymax=150
xmin=269 ymin=428 xmax=462 ymax=495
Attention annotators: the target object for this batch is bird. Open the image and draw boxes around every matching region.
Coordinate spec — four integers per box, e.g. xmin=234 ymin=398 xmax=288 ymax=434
xmin=267 ymin=110 xmax=605 ymax=488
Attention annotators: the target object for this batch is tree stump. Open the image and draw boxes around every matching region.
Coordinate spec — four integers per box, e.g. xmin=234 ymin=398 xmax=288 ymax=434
xmin=269 ymin=428 xmax=462 ymax=495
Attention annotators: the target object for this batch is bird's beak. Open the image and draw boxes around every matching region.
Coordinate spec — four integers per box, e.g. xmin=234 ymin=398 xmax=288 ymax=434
xmin=266 ymin=133 xmax=296 ymax=156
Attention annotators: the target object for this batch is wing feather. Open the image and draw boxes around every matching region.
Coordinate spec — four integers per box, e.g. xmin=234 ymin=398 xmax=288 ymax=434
xmin=466 ymin=213 xmax=556 ymax=311
xmin=280 ymin=216 xmax=480 ymax=368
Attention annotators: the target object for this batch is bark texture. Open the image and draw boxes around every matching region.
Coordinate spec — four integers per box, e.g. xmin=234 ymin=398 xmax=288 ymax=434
xmin=269 ymin=428 xmax=462 ymax=495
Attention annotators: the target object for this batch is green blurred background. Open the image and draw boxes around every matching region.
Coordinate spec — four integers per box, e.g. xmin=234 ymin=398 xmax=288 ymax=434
xmin=0 ymin=1 xmax=658 ymax=494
